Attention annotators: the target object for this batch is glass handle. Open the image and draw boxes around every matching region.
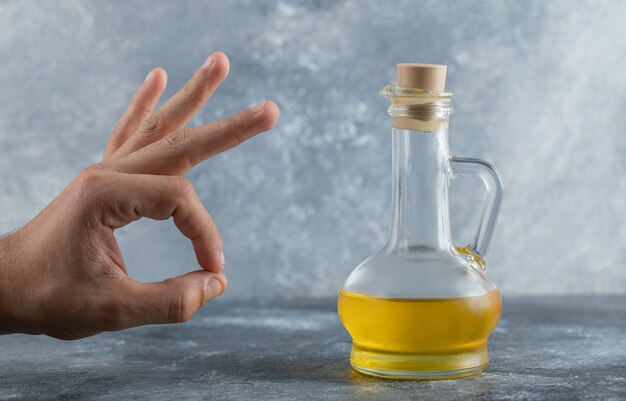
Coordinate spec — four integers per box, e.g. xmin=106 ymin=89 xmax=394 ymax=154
xmin=450 ymin=156 xmax=504 ymax=260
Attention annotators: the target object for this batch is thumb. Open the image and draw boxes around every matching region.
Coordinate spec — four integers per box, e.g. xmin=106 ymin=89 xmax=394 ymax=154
xmin=116 ymin=271 xmax=227 ymax=328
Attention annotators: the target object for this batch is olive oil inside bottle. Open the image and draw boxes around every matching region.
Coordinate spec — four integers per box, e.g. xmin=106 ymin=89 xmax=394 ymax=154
xmin=337 ymin=289 xmax=502 ymax=379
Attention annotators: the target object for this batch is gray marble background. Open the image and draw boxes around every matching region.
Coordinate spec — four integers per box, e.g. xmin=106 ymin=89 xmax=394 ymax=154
xmin=0 ymin=0 xmax=624 ymax=298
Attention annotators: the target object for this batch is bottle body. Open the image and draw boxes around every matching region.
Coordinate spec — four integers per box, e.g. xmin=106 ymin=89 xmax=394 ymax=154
xmin=338 ymin=85 xmax=504 ymax=379
xmin=338 ymin=216 xmax=502 ymax=379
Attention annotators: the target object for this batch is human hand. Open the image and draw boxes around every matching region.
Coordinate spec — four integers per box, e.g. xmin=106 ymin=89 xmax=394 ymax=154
xmin=0 ymin=52 xmax=279 ymax=339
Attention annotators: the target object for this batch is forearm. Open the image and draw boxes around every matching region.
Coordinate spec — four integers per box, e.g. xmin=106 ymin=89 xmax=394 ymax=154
xmin=0 ymin=228 xmax=48 ymax=336
xmin=0 ymin=232 xmax=17 ymax=334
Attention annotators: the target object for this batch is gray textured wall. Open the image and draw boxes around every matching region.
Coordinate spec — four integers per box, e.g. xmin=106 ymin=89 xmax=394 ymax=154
xmin=0 ymin=0 xmax=624 ymax=298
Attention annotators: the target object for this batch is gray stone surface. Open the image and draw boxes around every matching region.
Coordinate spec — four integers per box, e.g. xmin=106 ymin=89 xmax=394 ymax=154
xmin=0 ymin=1 xmax=625 ymax=298
xmin=0 ymin=296 xmax=625 ymax=400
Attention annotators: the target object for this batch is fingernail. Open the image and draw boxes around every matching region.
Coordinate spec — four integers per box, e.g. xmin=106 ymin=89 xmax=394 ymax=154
xmin=220 ymin=251 xmax=225 ymax=267
xmin=202 ymin=54 xmax=214 ymax=69
xmin=207 ymin=276 xmax=223 ymax=297
xmin=251 ymin=101 xmax=266 ymax=113
xmin=144 ymin=69 xmax=153 ymax=82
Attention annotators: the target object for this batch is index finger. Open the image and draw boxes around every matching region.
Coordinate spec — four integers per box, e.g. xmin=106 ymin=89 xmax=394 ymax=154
xmin=108 ymin=101 xmax=279 ymax=175
xmin=97 ymin=171 xmax=224 ymax=273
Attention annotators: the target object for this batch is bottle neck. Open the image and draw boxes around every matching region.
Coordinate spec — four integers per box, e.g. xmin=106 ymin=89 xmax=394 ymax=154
xmin=385 ymin=127 xmax=452 ymax=253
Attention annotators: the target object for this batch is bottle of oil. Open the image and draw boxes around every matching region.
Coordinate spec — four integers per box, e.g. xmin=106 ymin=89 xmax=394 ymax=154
xmin=338 ymin=64 xmax=504 ymax=380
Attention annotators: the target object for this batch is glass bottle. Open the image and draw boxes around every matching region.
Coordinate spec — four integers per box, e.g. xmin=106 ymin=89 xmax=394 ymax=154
xmin=338 ymin=64 xmax=504 ymax=380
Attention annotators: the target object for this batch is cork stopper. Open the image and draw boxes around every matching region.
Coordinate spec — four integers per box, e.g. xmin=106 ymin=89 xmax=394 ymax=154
xmin=396 ymin=63 xmax=447 ymax=92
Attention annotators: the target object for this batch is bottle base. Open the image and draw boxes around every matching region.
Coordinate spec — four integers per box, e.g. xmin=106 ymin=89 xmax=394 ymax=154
xmin=349 ymin=344 xmax=489 ymax=380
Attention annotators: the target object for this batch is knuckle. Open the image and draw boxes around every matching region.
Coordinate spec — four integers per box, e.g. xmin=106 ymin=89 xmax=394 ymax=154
xmin=226 ymin=114 xmax=241 ymax=129
xmin=162 ymin=129 xmax=188 ymax=151
xmin=107 ymin=199 xmax=140 ymax=226
xmin=174 ymin=176 xmax=194 ymax=197
xmin=212 ymin=118 xmax=229 ymax=133
xmin=75 ymin=168 xmax=107 ymax=195
xmin=135 ymin=103 xmax=154 ymax=118
xmin=179 ymin=68 xmax=211 ymax=106
xmin=140 ymin=112 xmax=164 ymax=135
xmin=85 ymin=162 xmax=109 ymax=172
xmin=110 ymin=124 xmax=125 ymax=140
xmin=222 ymin=115 xmax=244 ymax=144
xmin=167 ymin=289 xmax=196 ymax=323
xmin=181 ymin=81 xmax=194 ymax=98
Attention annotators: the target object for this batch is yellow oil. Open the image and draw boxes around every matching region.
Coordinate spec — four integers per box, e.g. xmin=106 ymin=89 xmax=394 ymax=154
xmin=337 ymin=289 xmax=502 ymax=379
